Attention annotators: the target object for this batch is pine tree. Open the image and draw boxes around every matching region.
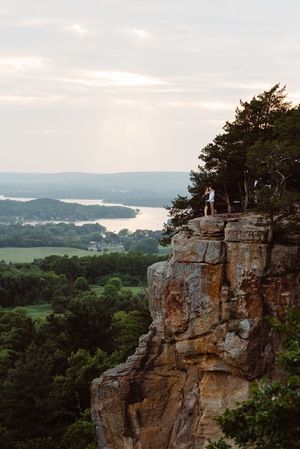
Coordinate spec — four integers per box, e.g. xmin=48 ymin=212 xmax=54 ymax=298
xmin=161 ymin=84 xmax=299 ymax=244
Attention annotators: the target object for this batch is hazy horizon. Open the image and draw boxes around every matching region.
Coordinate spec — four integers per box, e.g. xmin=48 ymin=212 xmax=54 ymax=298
xmin=0 ymin=170 xmax=189 ymax=174
xmin=1 ymin=0 xmax=300 ymax=173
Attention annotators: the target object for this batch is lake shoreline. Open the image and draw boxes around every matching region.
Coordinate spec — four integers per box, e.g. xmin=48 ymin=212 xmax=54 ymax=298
xmin=0 ymin=195 xmax=169 ymax=232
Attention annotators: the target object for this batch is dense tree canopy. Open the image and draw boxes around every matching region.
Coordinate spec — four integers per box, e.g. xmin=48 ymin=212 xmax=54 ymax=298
xmin=0 ymin=244 xmax=156 ymax=448
xmin=162 ymin=84 xmax=300 ymax=243
xmin=38 ymin=252 xmax=165 ymax=284
xmin=0 ymin=252 xmax=164 ymax=309
xmin=0 ymin=263 xmax=70 ymax=308
xmin=0 ymin=275 xmax=152 ymax=448
xmin=0 ymin=223 xmax=162 ymax=253
xmin=0 ymin=198 xmax=136 ymax=223
xmin=0 ymin=223 xmax=106 ymax=249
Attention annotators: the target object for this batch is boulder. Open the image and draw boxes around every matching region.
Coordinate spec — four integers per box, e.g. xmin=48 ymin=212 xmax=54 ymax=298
xmin=187 ymin=216 xmax=226 ymax=237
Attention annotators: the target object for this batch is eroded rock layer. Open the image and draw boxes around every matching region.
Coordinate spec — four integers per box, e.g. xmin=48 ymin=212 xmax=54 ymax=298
xmin=91 ymin=215 xmax=300 ymax=449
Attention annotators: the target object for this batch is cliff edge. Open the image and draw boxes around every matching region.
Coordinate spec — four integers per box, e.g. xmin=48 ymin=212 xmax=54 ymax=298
xmin=91 ymin=215 xmax=300 ymax=449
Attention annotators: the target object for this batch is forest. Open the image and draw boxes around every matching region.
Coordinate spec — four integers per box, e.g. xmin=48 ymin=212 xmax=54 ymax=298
xmin=0 ymin=252 xmax=164 ymax=449
xmin=0 ymin=223 xmax=162 ymax=254
xmin=0 ymin=198 xmax=136 ymax=223
xmin=0 ymin=252 xmax=164 ymax=308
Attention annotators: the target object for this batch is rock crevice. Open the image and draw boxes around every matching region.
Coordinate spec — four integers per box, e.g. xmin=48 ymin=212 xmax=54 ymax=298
xmin=91 ymin=215 xmax=300 ymax=449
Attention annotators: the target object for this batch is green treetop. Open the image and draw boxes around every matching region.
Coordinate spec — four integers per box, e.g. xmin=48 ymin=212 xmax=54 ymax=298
xmin=162 ymin=84 xmax=300 ymax=244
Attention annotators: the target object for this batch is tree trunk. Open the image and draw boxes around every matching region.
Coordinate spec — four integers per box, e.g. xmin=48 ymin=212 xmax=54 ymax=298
xmin=226 ymin=195 xmax=231 ymax=214
xmin=243 ymin=172 xmax=249 ymax=212
xmin=224 ymin=183 xmax=231 ymax=213
xmin=239 ymin=181 xmax=244 ymax=212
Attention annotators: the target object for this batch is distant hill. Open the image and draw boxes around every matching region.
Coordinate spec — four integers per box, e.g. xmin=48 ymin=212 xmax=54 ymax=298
xmin=0 ymin=198 xmax=136 ymax=223
xmin=0 ymin=172 xmax=190 ymax=206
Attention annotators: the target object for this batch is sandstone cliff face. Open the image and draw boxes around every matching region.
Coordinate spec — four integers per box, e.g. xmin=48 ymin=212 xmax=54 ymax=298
xmin=91 ymin=215 xmax=300 ymax=449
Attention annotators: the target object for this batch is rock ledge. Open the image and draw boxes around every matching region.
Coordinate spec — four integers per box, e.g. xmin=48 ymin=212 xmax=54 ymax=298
xmin=92 ymin=215 xmax=300 ymax=449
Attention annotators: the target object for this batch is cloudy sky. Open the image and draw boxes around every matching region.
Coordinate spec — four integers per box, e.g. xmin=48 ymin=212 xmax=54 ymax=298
xmin=1 ymin=0 xmax=300 ymax=173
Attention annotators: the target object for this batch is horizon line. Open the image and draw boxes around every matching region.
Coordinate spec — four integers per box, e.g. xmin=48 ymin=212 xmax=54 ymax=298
xmin=0 ymin=170 xmax=190 ymax=175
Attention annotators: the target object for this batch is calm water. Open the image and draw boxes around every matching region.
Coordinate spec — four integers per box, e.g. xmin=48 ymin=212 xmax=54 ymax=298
xmin=0 ymin=195 xmax=169 ymax=232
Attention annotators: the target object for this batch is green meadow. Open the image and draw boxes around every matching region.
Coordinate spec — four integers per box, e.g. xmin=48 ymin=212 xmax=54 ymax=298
xmin=2 ymin=303 xmax=54 ymax=319
xmin=0 ymin=247 xmax=91 ymax=263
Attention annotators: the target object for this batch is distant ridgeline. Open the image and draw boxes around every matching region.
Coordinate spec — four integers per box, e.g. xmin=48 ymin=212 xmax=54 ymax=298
xmin=0 ymin=198 xmax=137 ymax=223
xmin=0 ymin=171 xmax=190 ymax=207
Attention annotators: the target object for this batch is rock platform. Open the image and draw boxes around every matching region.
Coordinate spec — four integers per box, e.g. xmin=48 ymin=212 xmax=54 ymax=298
xmin=91 ymin=215 xmax=300 ymax=449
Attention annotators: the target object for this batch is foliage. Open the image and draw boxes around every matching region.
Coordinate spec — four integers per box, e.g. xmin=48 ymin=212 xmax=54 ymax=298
xmin=111 ymin=297 xmax=152 ymax=360
xmin=253 ymin=187 xmax=300 ymax=219
xmin=60 ymin=410 xmax=98 ymax=449
xmin=64 ymin=294 xmax=113 ymax=353
xmin=0 ymin=222 xmax=105 ymax=249
xmin=0 ymin=252 xmax=164 ymax=309
xmin=52 ymin=349 xmax=109 ymax=415
xmin=0 ymin=223 xmax=163 ymax=254
xmin=124 ymin=237 xmax=159 ymax=253
xmin=74 ymin=276 xmax=89 ymax=291
xmin=38 ymin=252 xmax=165 ymax=284
xmin=208 ymin=309 xmax=300 ymax=449
xmin=104 ymin=276 xmax=123 ymax=291
xmin=0 ymin=198 xmax=136 ymax=223
xmin=0 ymin=254 xmax=154 ymax=448
xmin=161 ymin=85 xmax=300 ymax=243
xmin=0 ymin=223 xmax=105 ymax=248
xmin=160 ymin=195 xmax=195 ymax=245
xmin=15 ymin=437 xmax=57 ymax=449
xmin=207 ymin=439 xmax=231 ymax=449
xmin=0 ymin=263 xmax=71 ymax=308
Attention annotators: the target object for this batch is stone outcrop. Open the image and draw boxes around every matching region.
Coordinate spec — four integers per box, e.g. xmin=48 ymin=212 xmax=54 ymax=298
xmin=91 ymin=215 xmax=300 ymax=449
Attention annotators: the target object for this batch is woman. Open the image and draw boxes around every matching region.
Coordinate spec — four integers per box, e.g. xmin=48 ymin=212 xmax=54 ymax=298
xmin=204 ymin=186 xmax=215 ymax=217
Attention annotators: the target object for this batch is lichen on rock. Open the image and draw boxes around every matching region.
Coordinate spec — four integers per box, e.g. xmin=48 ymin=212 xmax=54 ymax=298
xmin=91 ymin=215 xmax=300 ymax=449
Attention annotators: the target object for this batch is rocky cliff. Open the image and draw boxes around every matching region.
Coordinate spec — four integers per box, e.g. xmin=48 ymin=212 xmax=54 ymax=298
xmin=91 ymin=215 xmax=300 ymax=449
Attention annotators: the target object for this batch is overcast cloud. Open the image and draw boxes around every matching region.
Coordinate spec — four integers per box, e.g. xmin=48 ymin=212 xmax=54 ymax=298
xmin=0 ymin=0 xmax=299 ymax=172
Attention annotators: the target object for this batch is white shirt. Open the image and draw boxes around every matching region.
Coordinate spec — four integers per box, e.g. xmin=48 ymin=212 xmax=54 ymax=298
xmin=208 ymin=190 xmax=215 ymax=202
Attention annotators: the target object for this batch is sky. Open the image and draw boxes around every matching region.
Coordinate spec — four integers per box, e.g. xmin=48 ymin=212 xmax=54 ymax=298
xmin=0 ymin=0 xmax=300 ymax=173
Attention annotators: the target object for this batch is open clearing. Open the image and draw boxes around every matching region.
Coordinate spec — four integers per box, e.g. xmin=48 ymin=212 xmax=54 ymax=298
xmin=0 ymin=247 xmax=91 ymax=263
xmin=3 ymin=303 xmax=54 ymax=319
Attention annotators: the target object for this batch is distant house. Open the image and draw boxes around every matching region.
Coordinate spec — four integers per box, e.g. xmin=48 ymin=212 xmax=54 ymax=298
xmin=88 ymin=241 xmax=101 ymax=251
xmin=88 ymin=241 xmax=125 ymax=253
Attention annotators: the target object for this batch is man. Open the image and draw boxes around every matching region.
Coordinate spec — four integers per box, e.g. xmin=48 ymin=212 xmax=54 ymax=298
xmin=204 ymin=186 xmax=215 ymax=217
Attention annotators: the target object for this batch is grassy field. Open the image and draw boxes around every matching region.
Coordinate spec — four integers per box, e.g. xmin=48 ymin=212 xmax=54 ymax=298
xmin=0 ymin=246 xmax=168 ymax=263
xmin=3 ymin=286 xmax=147 ymax=315
xmin=2 ymin=286 xmax=147 ymax=319
xmin=0 ymin=247 xmax=91 ymax=263
xmin=3 ymin=303 xmax=54 ymax=319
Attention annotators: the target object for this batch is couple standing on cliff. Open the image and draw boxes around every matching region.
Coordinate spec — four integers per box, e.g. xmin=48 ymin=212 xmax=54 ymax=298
xmin=204 ymin=186 xmax=215 ymax=217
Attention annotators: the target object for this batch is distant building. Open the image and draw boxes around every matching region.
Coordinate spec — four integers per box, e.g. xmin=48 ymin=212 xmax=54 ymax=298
xmin=88 ymin=241 xmax=101 ymax=251
xmin=88 ymin=241 xmax=125 ymax=253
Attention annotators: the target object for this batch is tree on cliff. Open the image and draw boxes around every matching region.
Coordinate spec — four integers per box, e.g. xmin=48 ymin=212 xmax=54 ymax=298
xmin=207 ymin=308 xmax=300 ymax=449
xmin=161 ymin=84 xmax=300 ymax=244
xmin=247 ymin=106 xmax=300 ymax=219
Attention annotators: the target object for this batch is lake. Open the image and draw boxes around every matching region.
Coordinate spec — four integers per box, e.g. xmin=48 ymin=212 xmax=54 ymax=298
xmin=0 ymin=195 xmax=169 ymax=232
